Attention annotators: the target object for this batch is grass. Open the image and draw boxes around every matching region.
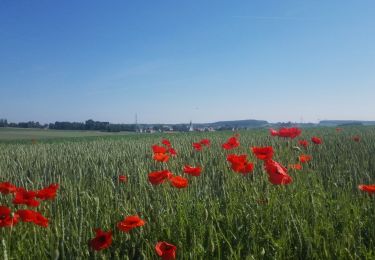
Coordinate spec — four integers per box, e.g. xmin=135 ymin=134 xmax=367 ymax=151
xmin=0 ymin=127 xmax=374 ymax=259
xmin=0 ymin=127 xmax=134 ymax=141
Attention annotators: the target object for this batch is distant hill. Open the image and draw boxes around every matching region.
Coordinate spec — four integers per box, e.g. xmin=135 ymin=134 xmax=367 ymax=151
xmin=319 ymin=120 xmax=375 ymax=126
xmin=195 ymin=119 xmax=269 ymax=129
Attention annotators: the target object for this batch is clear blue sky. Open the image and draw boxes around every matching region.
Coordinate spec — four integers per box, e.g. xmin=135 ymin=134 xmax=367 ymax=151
xmin=1 ymin=0 xmax=374 ymax=124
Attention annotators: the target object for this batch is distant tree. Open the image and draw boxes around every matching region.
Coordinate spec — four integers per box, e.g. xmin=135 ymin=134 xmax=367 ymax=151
xmin=0 ymin=119 xmax=7 ymax=127
xmin=85 ymin=119 xmax=95 ymax=130
xmin=7 ymin=119 xmax=139 ymax=132
xmin=12 ymin=121 xmax=43 ymax=129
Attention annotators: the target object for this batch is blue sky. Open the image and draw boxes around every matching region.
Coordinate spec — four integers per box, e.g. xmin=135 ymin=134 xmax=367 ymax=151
xmin=1 ymin=0 xmax=374 ymax=124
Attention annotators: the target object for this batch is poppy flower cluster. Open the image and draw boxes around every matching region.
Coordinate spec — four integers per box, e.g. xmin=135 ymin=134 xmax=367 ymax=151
xmin=148 ymin=170 xmax=188 ymax=188
xmin=226 ymin=154 xmax=254 ymax=175
xmin=287 ymin=154 xmax=312 ymax=171
xmin=152 ymin=139 xmax=177 ymax=162
xmin=13 ymin=188 xmax=40 ymax=207
xmin=148 ymin=170 xmax=173 ymax=185
xmin=12 ymin=184 xmax=59 ymax=207
xmin=0 ymin=182 xmax=59 ymax=229
xmin=108 ymin=139 xmax=199 ymax=257
xmin=192 ymin=138 xmax=211 ymax=151
xmin=17 ymin=209 xmax=49 ymax=227
xmin=0 ymin=182 xmax=17 ymax=194
xmin=183 ymin=165 xmax=202 ymax=176
xmin=222 ymin=135 xmax=240 ymax=150
xmin=149 ymin=138 xmax=204 ymax=189
xmin=270 ymin=127 xmax=302 ymax=139
xmin=36 ymin=183 xmax=59 ymax=200
xmin=152 ymin=145 xmax=170 ymax=162
xmin=90 ymin=214 xmax=146 ymax=251
xmin=251 ymin=146 xmax=274 ymax=160
xmin=90 ymin=214 xmax=176 ymax=258
xmin=162 ymin=139 xmax=177 ymax=156
xmin=250 ymin=145 xmax=293 ymax=185
xmin=1 ymin=182 xmax=59 ymax=207
xmin=298 ymin=140 xmax=309 ymax=148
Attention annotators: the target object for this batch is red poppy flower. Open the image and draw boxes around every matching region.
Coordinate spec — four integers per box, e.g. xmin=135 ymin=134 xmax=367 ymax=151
xmin=227 ymin=154 xmax=245 ymax=164
xmin=148 ymin=170 xmax=173 ymax=185
xmin=358 ymin=184 xmax=375 ymax=194
xmin=155 ymin=241 xmax=177 ymax=260
xmin=199 ymin=139 xmax=211 ymax=147
xmin=298 ymin=140 xmax=309 ymax=148
xmin=33 ymin=212 xmax=48 ymax=227
xmin=192 ymin=142 xmax=203 ymax=151
xmin=264 ymin=160 xmax=293 ymax=185
xmin=153 ymin=153 xmax=170 ymax=163
xmin=251 ymin=146 xmax=274 ymax=160
xmin=277 ymin=127 xmax=302 ymax=139
xmin=352 ymin=136 xmax=361 ymax=142
xmin=153 ymin=143 xmax=176 ymax=161
xmin=36 ymin=183 xmax=59 ymax=200
xmin=0 ymin=182 xmax=17 ymax=194
xmin=237 ymin=162 xmax=254 ymax=175
xmin=16 ymin=209 xmax=49 ymax=227
xmin=169 ymin=176 xmax=188 ymax=188
xmin=162 ymin=139 xmax=171 ymax=147
xmin=183 ymin=165 xmax=202 ymax=176
xmin=336 ymin=128 xmax=342 ymax=132
xmin=89 ymin=228 xmax=112 ymax=251
xmin=226 ymin=154 xmax=254 ymax=175
xmin=0 ymin=206 xmax=19 ymax=227
xmin=299 ymin=154 xmax=312 ymax=163
xmin=311 ymin=136 xmax=322 ymax=144
xmin=289 ymin=164 xmax=302 ymax=170
xmin=119 ymin=175 xmax=128 ymax=183
xmin=152 ymin=145 xmax=168 ymax=154
xmin=269 ymin=128 xmax=279 ymax=136
xmin=117 ymin=215 xmax=146 ymax=232
xmin=168 ymin=148 xmax=177 ymax=156
xmin=12 ymin=188 xmax=40 ymax=207
xmin=222 ymin=136 xmax=240 ymax=150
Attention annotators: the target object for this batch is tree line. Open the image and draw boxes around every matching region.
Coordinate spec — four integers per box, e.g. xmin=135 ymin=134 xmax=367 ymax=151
xmin=49 ymin=120 xmax=137 ymax=132
xmin=0 ymin=119 xmax=46 ymax=129
xmin=0 ymin=119 xmax=137 ymax=132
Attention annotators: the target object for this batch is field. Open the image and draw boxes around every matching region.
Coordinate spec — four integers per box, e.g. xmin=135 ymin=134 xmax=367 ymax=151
xmin=0 ymin=127 xmax=374 ymax=259
xmin=0 ymin=128 xmax=134 ymax=141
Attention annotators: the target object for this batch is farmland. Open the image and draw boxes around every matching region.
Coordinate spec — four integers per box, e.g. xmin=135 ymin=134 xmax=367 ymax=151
xmin=0 ymin=128 xmax=134 ymax=142
xmin=0 ymin=127 xmax=375 ymax=259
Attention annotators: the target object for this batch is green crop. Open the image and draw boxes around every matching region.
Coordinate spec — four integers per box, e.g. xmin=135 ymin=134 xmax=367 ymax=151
xmin=0 ymin=127 xmax=374 ymax=259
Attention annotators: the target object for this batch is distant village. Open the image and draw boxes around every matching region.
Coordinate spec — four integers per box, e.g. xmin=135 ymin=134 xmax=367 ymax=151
xmin=1 ymin=118 xmax=374 ymax=133
xmin=138 ymin=121 xmax=216 ymax=133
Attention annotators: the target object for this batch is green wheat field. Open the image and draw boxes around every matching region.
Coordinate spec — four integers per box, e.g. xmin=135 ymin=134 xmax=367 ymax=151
xmin=1 ymin=127 xmax=374 ymax=259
